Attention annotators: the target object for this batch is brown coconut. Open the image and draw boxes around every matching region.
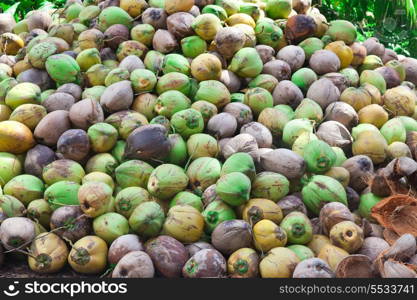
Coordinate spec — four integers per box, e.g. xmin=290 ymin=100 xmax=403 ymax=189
xmin=142 ymin=8 xmax=167 ymax=29
xmin=309 ymin=50 xmax=341 ymax=75
xmin=325 ymin=102 xmax=359 ymax=130
xmin=260 ymin=149 xmax=306 ymax=179
xmin=108 ymin=234 xmax=144 ymax=265
xmin=342 ymin=155 xmax=374 ymax=192
xmin=272 ymin=80 xmax=304 ymax=108
xmin=152 ymin=29 xmax=178 ymax=54
xmin=285 ymin=14 xmax=316 ymax=43
xmin=34 ymin=110 xmax=71 ymax=146
xmin=277 ymin=45 xmax=305 ymax=72
xmin=240 ymin=122 xmax=273 ymax=149
xmin=306 ymin=78 xmax=340 ymax=109
xmin=24 ymin=144 xmax=56 ymax=177
xmin=56 ymin=83 xmax=82 ymax=101
xmin=222 ymin=133 xmax=260 ymax=163
xmin=100 ymin=80 xmax=134 ymax=113
xmin=375 ymin=66 xmax=401 ymax=89
xmin=363 ymin=38 xmax=385 ymax=57
xmin=255 ymin=45 xmax=275 ymax=64
xmin=104 ymin=24 xmax=130 ymax=50
xmin=69 ymin=98 xmax=104 ymax=130
xmin=43 ymin=92 xmax=75 ymax=112
xmin=57 ymin=129 xmax=90 ymax=162
xmin=262 ymin=60 xmax=291 ymax=81
xmin=167 ymin=12 xmax=195 ymax=39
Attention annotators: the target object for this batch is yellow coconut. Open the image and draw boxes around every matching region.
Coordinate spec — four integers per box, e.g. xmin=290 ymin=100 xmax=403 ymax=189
xmin=253 ymin=220 xmax=287 ymax=252
xmin=307 ymin=234 xmax=331 ymax=255
xmin=323 ymin=167 xmax=350 ymax=188
xmin=317 ymin=244 xmax=349 ymax=271
xmin=28 ymin=233 xmax=69 ymax=274
xmin=383 ymin=86 xmax=417 ymax=117
xmin=162 ymin=205 xmax=204 ymax=243
xmin=352 ymin=130 xmax=388 ymax=164
xmin=68 ymin=235 xmax=108 ymax=274
xmin=191 ymin=53 xmax=222 ymax=81
xmin=242 ymin=198 xmax=283 ymax=225
xmin=165 ymin=0 xmax=194 ymax=14
xmin=226 ymin=13 xmax=256 ymax=28
xmin=120 ymin=0 xmax=148 ymax=17
xmin=362 ymin=83 xmax=382 ymax=105
xmin=0 ymin=120 xmax=35 ymax=154
xmin=259 ymin=247 xmax=300 ymax=278
xmin=340 ymin=87 xmax=372 ymax=112
xmin=9 ymin=104 xmax=47 ymax=130
xmin=358 ymin=104 xmax=389 ymax=128
xmin=325 ymin=41 xmax=354 ymax=69
xmin=0 ymin=104 xmax=12 ymax=121
xmin=0 ymin=33 xmax=24 ymax=55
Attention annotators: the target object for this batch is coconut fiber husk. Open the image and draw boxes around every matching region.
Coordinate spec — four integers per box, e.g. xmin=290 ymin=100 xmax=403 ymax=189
xmin=371 ymin=194 xmax=417 ymax=237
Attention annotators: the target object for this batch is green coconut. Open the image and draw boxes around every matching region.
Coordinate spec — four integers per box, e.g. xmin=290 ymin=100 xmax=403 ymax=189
xmin=3 ymin=175 xmax=44 ymax=206
xmin=79 ymin=5 xmax=101 ymax=26
xmin=386 ymin=60 xmax=406 ymax=81
xmin=298 ymin=37 xmax=324 ymax=60
xmin=280 ymin=212 xmax=313 ymax=245
xmin=258 ymin=107 xmax=291 ymax=138
xmin=104 ymin=68 xmax=130 ymax=87
xmin=82 ymin=86 xmax=106 ymax=101
xmin=301 ymin=175 xmax=348 ymax=215
xmin=147 ymin=164 xmax=189 ymax=200
xmin=164 ymin=134 xmax=188 ymax=166
xmin=294 ymin=98 xmax=323 ymax=122
xmin=332 ymin=147 xmax=348 ymax=166
xmin=287 ymin=244 xmax=315 ymax=261
xmin=340 ymin=67 xmax=360 ymax=87
xmin=359 ymin=55 xmax=383 ymax=72
xmin=216 ymin=0 xmax=240 ymax=15
xmin=380 ymin=118 xmax=407 ymax=144
xmin=221 ymin=153 xmax=256 ymax=181
xmin=397 ymin=116 xmax=417 ymax=132
xmin=254 ymin=18 xmax=284 ymax=49
xmin=194 ymin=80 xmax=231 ymax=109
xmin=351 ymin=123 xmax=380 ymax=140
xmin=150 ymin=116 xmax=171 ymax=132
xmin=130 ymin=69 xmax=157 ymax=93
xmin=98 ymin=6 xmax=133 ymax=31
xmin=187 ymin=133 xmax=219 ymax=159
xmin=44 ymin=181 xmax=80 ymax=210
xmin=191 ymin=13 xmax=223 ymax=41
xmin=156 ymin=72 xmax=191 ymax=95
xmin=5 ymin=82 xmax=41 ymax=110
xmin=0 ymin=195 xmax=25 ymax=220
xmin=129 ymin=201 xmax=165 ymax=238
xmin=265 ymin=0 xmax=292 ymax=19
xmin=171 ymin=108 xmax=204 ymax=139
xmin=28 ymin=42 xmax=58 ymax=69
xmin=0 ymin=152 xmax=22 ymax=187
xmin=282 ymin=118 xmax=314 ymax=146
xmin=118 ymin=112 xmax=149 ymax=140
xmin=291 ymin=68 xmax=318 ymax=93
xmin=215 ymin=172 xmax=251 ymax=207
xmin=181 ymin=35 xmax=207 ymax=58
xmin=25 ymin=199 xmax=51 ymax=228
xmin=191 ymin=101 xmax=218 ymax=124
xmin=202 ymin=200 xmax=236 ymax=234
xmin=144 ymin=50 xmax=165 ymax=74
xmin=45 ymin=54 xmax=82 ymax=85
xmin=352 ymin=131 xmax=387 ymax=164
xmin=93 ymin=212 xmax=129 ymax=244
xmin=162 ymin=54 xmax=190 ymax=75
xmin=115 ymin=186 xmax=150 ymax=218
xmin=111 ymin=140 xmax=126 ymax=163
xmin=169 ymin=191 xmax=203 ymax=212
xmin=115 ymin=160 xmax=154 ymax=189
xmin=85 ymin=153 xmax=118 ymax=175
xmin=275 ymin=105 xmax=295 ymax=120
xmin=202 ymin=5 xmax=228 ymax=21
xmin=326 ymin=20 xmax=357 ymax=44
xmin=359 ymin=70 xmax=386 ymax=94
xmin=243 ymin=87 xmax=273 ymax=117
xmin=65 ymin=3 xmax=83 ymax=21
xmin=131 ymin=24 xmax=155 ymax=47
xmin=82 ymin=172 xmax=115 ymax=190
xmin=76 ymin=48 xmax=101 ymax=72
xmin=248 ymin=74 xmax=278 ymax=93
xmin=231 ymin=93 xmax=245 ymax=103
xmin=86 ymin=64 xmax=111 ymax=86
xmin=358 ymin=192 xmax=382 ymax=221
xmin=186 ymin=157 xmax=222 ymax=194
xmin=0 ymin=78 xmax=18 ymax=102
xmin=87 ymin=123 xmax=118 ymax=153
xmin=229 ymin=47 xmax=263 ymax=78
xmin=251 ymin=172 xmax=290 ymax=202
xmin=303 ymin=140 xmax=336 ymax=173
xmin=292 ymin=132 xmax=318 ymax=156
xmin=154 ymin=90 xmax=191 ymax=118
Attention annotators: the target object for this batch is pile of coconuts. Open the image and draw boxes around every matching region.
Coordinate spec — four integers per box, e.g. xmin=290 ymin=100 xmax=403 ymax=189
xmin=1 ymin=0 xmax=417 ymax=279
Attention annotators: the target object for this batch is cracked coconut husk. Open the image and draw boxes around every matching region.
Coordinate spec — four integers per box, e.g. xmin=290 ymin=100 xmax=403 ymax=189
xmin=371 ymin=194 xmax=417 ymax=237
xmin=335 ymin=254 xmax=374 ymax=278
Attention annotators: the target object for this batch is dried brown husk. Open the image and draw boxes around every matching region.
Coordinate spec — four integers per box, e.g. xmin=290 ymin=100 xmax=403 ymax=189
xmin=371 ymin=195 xmax=417 ymax=237
xmin=335 ymin=255 xmax=374 ymax=278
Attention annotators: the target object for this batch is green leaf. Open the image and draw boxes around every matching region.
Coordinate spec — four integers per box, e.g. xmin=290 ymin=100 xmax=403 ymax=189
xmin=4 ymin=2 xmax=20 ymax=15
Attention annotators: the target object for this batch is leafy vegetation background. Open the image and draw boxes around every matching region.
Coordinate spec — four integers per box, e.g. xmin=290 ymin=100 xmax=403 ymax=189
xmin=0 ymin=0 xmax=416 ymax=57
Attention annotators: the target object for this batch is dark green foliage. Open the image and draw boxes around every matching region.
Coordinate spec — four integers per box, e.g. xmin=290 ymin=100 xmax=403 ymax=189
xmin=314 ymin=0 xmax=417 ymax=57
xmin=0 ymin=0 xmax=65 ymax=20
